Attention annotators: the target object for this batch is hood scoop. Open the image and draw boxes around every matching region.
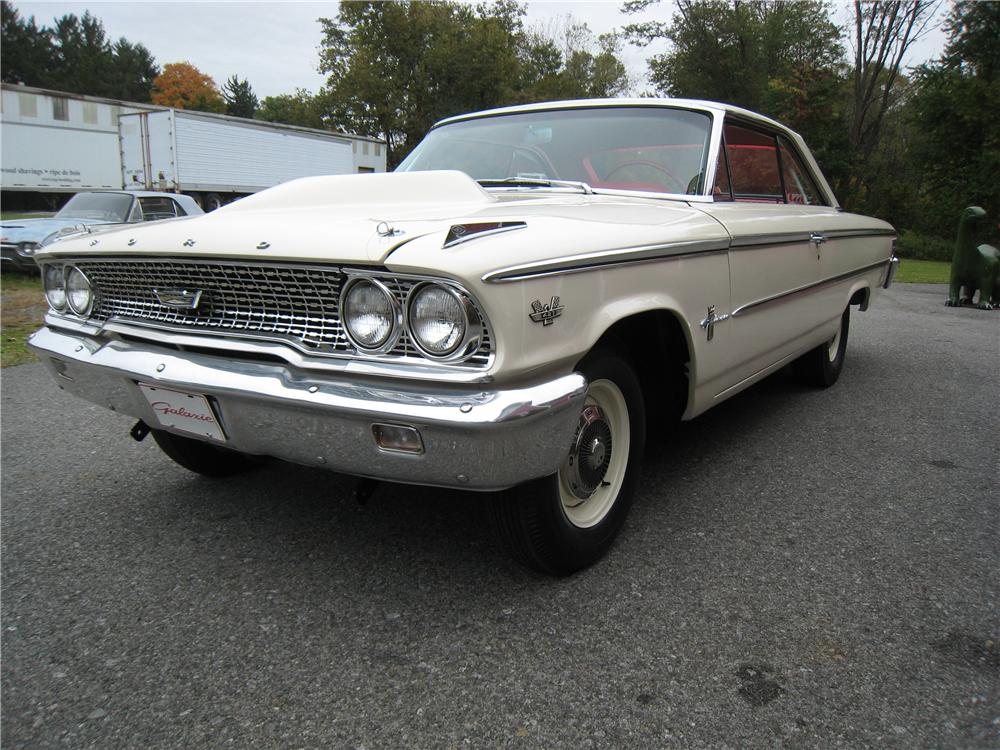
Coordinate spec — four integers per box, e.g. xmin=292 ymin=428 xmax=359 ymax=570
xmin=215 ymin=170 xmax=494 ymax=219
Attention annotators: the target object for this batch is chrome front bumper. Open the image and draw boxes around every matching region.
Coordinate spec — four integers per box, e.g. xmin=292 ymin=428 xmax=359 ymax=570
xmin=28 ymin=326 xmax=588 ymax=490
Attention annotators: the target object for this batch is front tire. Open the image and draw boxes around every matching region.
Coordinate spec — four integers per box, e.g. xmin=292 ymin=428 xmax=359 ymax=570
xmin=793 ymin=305 xmax=850 ymax=388
xmin=487 ymin=353 xmax=646 ymax=575
xmin=151 ymin=429 xmax=263 ymax=477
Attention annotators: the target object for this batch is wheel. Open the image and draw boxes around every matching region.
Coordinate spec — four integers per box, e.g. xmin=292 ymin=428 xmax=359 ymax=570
xmin=151 ymin=429 xmax=263 ymax=477
xmin=487 ymin=352 xmax=646 ymax=575
xmin=203 ymin=193 xmax=224 ymax=212
xmin=793 ymin=305 xmax=850 ymax=387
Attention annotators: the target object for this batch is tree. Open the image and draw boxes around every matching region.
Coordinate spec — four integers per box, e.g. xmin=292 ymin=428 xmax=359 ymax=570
xmin=1 ymin=1 xmax=54 ymax=86
xmin=843 ymin=0 xmax=940 ymax=205
xmin=222 ymin=75 xmax=258 ymax=118
xmin=622 ymin=0 xmax=849 ymax=190
xmin=255 ymin=89 xmax=327 ymax=129
xmin=317 ymin=1 xmax=630 ymax=166
xmin=909 ymin=1 xmax=1000 ymax=238
xmin=107 ymin=38 xmax=159 ymax=101
xmin=1 ymin=2 xmax=158 ymax=101
xmin=152 ymin=62 xmax=225 ymax=113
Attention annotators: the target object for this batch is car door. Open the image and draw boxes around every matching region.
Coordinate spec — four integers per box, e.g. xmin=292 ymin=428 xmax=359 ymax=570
xmin=700 ymin=120 xmax=831 ymax=392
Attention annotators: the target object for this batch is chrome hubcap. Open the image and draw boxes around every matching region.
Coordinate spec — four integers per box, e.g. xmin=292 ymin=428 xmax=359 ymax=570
xmin=563 ymin=404 xmax=613 ymax=499
xmin=558 ymin=377 xmax=631 ymax=529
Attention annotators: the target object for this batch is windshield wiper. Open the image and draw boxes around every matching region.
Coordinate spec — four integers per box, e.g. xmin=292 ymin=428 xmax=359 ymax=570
xmin=476 ymin=177 xmax=594 ymax=195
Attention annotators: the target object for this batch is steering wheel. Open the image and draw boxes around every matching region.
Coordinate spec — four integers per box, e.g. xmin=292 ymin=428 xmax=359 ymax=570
xmin=604 ymin=160 xmax=685 ymax=192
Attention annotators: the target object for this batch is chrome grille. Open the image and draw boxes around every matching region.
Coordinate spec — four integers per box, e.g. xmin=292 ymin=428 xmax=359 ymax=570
xmin=74 ymin=258 xmax=492 ymax=366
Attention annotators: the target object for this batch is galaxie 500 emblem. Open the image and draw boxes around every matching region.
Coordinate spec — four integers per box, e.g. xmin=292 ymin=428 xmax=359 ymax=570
xmin=529 ymin=296 xmax=564 ymax=326
xmin=154 ymin=288 xmax=203 ymax=310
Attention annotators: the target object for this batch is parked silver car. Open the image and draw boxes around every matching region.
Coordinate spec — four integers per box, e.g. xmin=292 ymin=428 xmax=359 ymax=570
xmin=1 ymin=190 xmax=202 ymax=271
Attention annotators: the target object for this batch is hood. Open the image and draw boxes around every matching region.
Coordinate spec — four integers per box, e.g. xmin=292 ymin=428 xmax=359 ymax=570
xmin=1 ymin=217 xmax=108 ymax=245
xmin=35 ymin=171 xmax=723 ymax=275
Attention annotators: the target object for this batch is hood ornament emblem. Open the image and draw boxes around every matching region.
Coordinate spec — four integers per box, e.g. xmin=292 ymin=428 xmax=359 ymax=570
xmin=529 ymin=296 xmax=564 ymax=326
xmin=376 ymin=221 xmax=404 ymax=238
xmin=183 ymin=239 xmax=196 ymax=247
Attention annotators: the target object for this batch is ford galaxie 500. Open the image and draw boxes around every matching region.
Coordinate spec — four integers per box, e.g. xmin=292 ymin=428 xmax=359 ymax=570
xmin=29 ymin=99 xmax=897 ymax=574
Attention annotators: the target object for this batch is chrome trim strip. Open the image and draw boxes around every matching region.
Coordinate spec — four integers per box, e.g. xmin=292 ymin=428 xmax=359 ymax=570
xmin=730 ymin=228 xmax=896 ymax=249
xmin=44 ymin=313 xmax=496 ymax=383
xmin=483 ymin=238 xmax=730 ymax=283
xmin=732 ymin=259 xmax=890 ymax=317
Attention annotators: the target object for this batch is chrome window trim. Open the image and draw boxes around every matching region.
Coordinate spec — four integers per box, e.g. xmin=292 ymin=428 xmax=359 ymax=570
xmin=483 ymin=238 xmax=730 ymax=283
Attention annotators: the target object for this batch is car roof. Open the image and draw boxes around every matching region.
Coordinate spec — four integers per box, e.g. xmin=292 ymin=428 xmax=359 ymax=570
xmin=71 ymin=190 xmax=185 ymax=199
xmin=432 ymin=98 xmax=791 ymax=135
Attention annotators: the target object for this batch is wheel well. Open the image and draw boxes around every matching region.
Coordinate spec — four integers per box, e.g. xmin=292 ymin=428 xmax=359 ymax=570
xmin=850 ymin=287 xmax=870 ymax=311
xmin=582 ymin=310 xmax=691 ymax=423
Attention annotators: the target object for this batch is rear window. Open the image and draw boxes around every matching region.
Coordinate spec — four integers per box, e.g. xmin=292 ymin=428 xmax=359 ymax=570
xmin=724 ymin=124 xmax=782 ymax=203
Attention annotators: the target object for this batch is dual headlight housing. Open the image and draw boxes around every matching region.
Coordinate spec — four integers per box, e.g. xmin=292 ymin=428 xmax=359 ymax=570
xmin=44 ymin=264 xmax=94 ymax=316
xmin=342 ymin=277 xmax=483 ymax=361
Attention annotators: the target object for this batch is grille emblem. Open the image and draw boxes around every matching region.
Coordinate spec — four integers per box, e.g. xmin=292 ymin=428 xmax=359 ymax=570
xmin=154 ymin=288 xmax=203 ymax=309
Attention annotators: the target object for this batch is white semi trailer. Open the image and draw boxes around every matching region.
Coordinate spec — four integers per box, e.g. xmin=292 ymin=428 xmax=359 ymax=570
xmin=119 ymin=109 xmax=356 ymax=210
xmin=1 ymin=84 xmax=387 ymax=209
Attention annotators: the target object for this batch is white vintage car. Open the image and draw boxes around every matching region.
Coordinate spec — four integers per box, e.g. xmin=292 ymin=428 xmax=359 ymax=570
xmin=30 ymin=99 xmax=898 ymax=574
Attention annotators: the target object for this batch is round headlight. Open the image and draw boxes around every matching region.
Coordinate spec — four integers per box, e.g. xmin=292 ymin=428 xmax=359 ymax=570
xmin=407 ymin=284 xmax=469 ymax=357
xmin=43 ymin=265 xmax=67 ymax=311
xmin=342 ymin=278 xmax=398 ymax=351
xmin=66 ymin=266 xmax=94 ymax=316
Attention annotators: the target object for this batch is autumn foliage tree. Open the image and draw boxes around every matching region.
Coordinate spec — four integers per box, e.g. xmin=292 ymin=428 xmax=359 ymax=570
xmin=152 ymin=62 xmax=224 ymax=113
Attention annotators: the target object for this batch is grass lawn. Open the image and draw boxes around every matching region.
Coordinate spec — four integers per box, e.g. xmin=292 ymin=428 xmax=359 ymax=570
xmin=895 ymin=259 xmax=950 ymax=284
xmin=1 ymin=273 xmax=45 ymax=367
xmin=1 ymin=212 xmax=55 ymax=220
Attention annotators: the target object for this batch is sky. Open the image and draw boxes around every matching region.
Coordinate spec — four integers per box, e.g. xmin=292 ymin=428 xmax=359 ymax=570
xmin=11 ymin=0 xmax=950 ymax=100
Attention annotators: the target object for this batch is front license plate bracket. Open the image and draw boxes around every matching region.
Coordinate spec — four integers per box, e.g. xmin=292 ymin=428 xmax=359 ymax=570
xmin=138 ymin=383 xmax=227 ymax=443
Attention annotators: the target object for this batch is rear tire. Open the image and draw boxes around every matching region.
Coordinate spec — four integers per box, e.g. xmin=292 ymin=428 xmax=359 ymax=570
xmin=793 ymin=305 xmax=850 ymax=388
xmin=487 ymin=352 xmax=646 ymax=575
xmin=151 ymin=429 xmax=263 ymax=477
xmin=203 ymin=192 xmax=224 ymax=212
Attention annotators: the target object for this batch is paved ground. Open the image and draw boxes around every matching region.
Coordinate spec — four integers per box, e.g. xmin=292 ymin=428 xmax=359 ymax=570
xmin=2 ymin=283 xmax=997 ymax=749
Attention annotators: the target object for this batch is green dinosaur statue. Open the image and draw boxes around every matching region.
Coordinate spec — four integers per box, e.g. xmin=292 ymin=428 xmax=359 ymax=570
xmin=946 ymin=206 xmax=999 ymax=310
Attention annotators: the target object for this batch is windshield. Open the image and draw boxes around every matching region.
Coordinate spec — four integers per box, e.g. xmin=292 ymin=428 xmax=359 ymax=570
xmin=56 ymin=193 xmax=134 ymax=222
xmin=397 ymin=106 xmax=713 ymax=195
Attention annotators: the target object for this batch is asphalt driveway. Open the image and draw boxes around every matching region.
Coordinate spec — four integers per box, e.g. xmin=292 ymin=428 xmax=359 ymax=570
xmin=2 ymin=283 xmax=997 ymax=748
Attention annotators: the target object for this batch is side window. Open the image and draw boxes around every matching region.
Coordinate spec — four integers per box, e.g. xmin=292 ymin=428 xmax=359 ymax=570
xmin=724 ymin=123 xmax=782 ymax=203
xmin=137 ymin=197 xmax=179 ymax=220
xmin=777 ymin=136 xmax=824 ymax=205
xmin=712 ymin=146 xmax=733 ymax=201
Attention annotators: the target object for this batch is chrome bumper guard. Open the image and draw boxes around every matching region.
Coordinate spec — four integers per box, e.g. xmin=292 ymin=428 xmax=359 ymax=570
xmin=29 ymin=326 xmax=587 ymax=491
xmin=883 ymin=255 xmax=899 ymax=289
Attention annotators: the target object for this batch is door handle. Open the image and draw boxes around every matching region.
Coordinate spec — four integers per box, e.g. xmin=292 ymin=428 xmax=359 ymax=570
xmin=810 ymin=232 xmax=826 ymax=259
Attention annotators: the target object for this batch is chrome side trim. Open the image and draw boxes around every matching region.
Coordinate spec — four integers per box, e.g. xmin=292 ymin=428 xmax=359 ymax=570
xmin=732 ymin=259 xmax=889 ymax=317
xmin=483 ymin=238 xmax=730 ymax=283
xmin=730 ymin=227 xmax=896 ymax=250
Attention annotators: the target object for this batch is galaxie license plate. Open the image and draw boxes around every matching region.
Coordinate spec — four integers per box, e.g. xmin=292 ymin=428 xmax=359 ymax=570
xmin=138 ymin=384 xmax=226 ymax=442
